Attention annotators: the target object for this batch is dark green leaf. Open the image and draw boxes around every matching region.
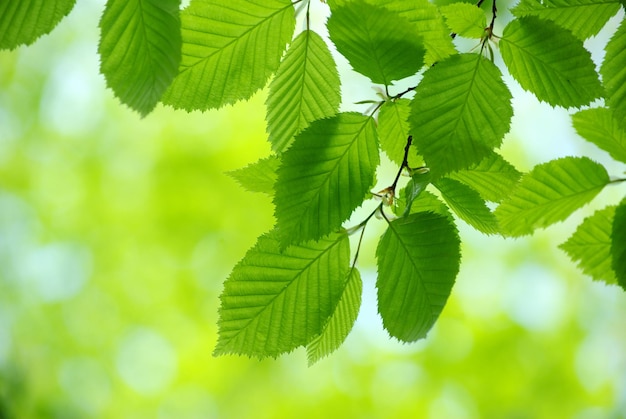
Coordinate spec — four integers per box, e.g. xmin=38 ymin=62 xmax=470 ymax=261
xmin=99 ymin=0 xmax=181 ymax=116
xmin=162 ymin=0 xmax=295 ymax=111
xmin=266 ymin=30 xmax=341 ymax=153
xmin=440 ymin=2 xmax=486 ymax=39
xmin=214 ymin=229 xmax=350 ymax=358
xmin=228 ymin=156 xmax=279 ymax=195
xmin=572 ymin=107 xmax=626 ymax=164
xmin=612 ymin=199 xmax=626 ymax=290
xmin=601 ymin=18 xmax=626 ymax=129
xmin=500 ymin=16 xmax=603 ymax=108
xmin=495 ymin=157 xmax=610 ymax=237
xmin=377 ymin=211 xmax=460 ymax=342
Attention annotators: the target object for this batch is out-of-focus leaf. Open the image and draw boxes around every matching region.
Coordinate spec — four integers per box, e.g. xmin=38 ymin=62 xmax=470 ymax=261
xmin=612 ymin=199 xmax=626 ymax=290
xmin=601 ymin=18 xmax=626 ymax=129
xmin=440 ymin=2 xmax=486 ymax=38
xmin=228 ymin=156 xmax=279 ymax=195
xmin=572 ymin=107 xmax=626 ymax=164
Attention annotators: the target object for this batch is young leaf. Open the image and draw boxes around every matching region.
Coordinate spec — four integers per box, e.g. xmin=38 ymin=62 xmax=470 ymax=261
xmin=612 ymin=199 xmax=626 ymax=290
xmin=214 ymin=229 xmax=350 ymax=358
xmin=447 ymin=152 xmax=522 ymax=203
xmin=99 ymin=0 xmax=181 ymax=116
xmin=307 ymin=267 xmax=362 ymax=365
xmin=440 ymin=2 xmax=486 ymax=39
xmin=499 ymin=17 xmax=603 ymax=108
xmin=378 ymin=99 xmax=421 ymax=167
xmin=266 ymin=30 xmax=341 ymax=153
xmin=560 ymin=206 xmax=617 ymax=285
xmin=0 ymin=0 xmax=76 ymax=50
xmin=274 ymin=113 xmax=379 ymax=247
xmin=396 ymin=189 xmax=453 ymax=220
xmin=162 ymin=0 xmax=295 ymax=111
xmin=601 ymin=18 xmax=626 ymax=129
xmin=401 ymin=170 xmax=432 ymax=217
xmin=409 ymin=53 xmax=513 ymax=177
xmin=228 ymin=156 xmax=279 ymax=195
xmin=495 ymin=157 xmax=610 ymax=237
xmin=327 ymin=0 xmax=425 ymax=85
xmin=377 ymin=211 xmax=461 ymax=342
xmin=572 ymin=108 xmax=626 ymax=164
xmin=434 ymin=178 xmax=499 ymax=235
xmin=511 ymin=0 xmax=621 ymax=40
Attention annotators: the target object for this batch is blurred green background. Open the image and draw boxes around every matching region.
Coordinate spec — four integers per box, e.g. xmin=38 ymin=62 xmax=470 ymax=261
xmin=1 ymin=1 xmax=626 ymax=418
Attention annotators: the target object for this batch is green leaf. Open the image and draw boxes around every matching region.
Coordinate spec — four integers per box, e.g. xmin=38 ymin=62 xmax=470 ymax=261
xmin=511 ymin=0 xmax=621 ymax=40
xmin=572 ymin=108 xmax=626 ymax=164
xmin=401 ymin=169 xmax=432 ymax=217
xmin=99 ymin=0 xmax=181 ymax=116
xmin=495 ymin=157 xmax=610 ymax=237
xmin=307 ymin=267 xmax=362 ymax=365
xmin=601 ymin=18 xmax=626 ymax=129
xmin=397 ymin=189 xmax=452 ymax=219
xmin=327 ymin=0 xmax=425 ymax=85
xmin=440 ymin=2 xmax=486 ymax=39
xmin=500 ymin=16 xmax=603 ymax=108
xmin=214 ymin=229 xmax=350 ymax=358
xmin=274 ymin=113 xmax=379 ymax=246
xmin=409 ymin=53 xmax=513 ymax=177
xmin=0 ymin=0 xmax=76 ymax=50
xmin=447 ymin=152 xmax=522 ymax=203
xmin=162 ymin=0 xmax=295 ymax=111
xmin=612 ymin=199 xmax=626 ymax=290
xmin=228 ymin=156 xmax=279 ymax=195
xmin=266 ymin=30 xmax=341 ymax=153
xmin=560 ymin=206 xmax=618 ymax=285
xmin=377 ymin=99 xmax=421 ymax=167
xmin=434 ymin=177 xmax=499 ymax=235
xmin=377 ymin=211 xmax=461 ymax=342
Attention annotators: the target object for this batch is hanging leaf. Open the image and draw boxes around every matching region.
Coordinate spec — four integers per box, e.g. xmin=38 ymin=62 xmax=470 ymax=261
xmin=572 ymin=107 xmax=626 ymax=164
xmin=400 ymin=170 xmax=432 ymax=217
xmin=377 ymin=99 xmax=421 ymax=167
xmin=162 ymin=0 xmax=295 ymax=111
xmin=307 ymin=267 xmax=362 ymax=365
xmin=440 ymin=2 xmax=487 ymax=39
xmin=214 ymin=229 xmax=350 ymax=358
xmin=327 ymin=0 xmax=425 ymax=85
xmin=396 ymin=189 xmax=453 ymax=220
xmin=500 ymin=16 xmax=603 ymax=108
xmin=560 ymin=206 xmax=617 ymax=285
xmin=228 ymin=156 xmax=279 ymax=195
xmin=612 ymin=199 xmax=626 ymax=290
xmin=409 ymin=53 xmax=513 ymax=177
xmin=601 ymin=18 xmax=626 ymax=129
xmin=377 ymin=211 xmax=460 ymax=342
xmin=274 ymin=113 xmax=379 ymax=247
xmin=511 ymin=0 xmax=621 ymax=40
xmin=99 ymin=0 xmax=181 ymax=116
xmin=266 ymin=30 xmax=341 ymax=153
xmin=495 ymin=157 xmax=610 ymax=237
xmin=0 ymin=0 xmax=76 ymax=50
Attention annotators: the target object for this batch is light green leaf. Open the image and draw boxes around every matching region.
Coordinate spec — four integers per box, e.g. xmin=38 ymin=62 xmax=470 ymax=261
xmin=377 ymin=99 xmax=421 ymax=167
xmin=511 ymin=0 xmax=621 ymax=40
xmin=434 ymin=177 xmax=499 ymax=235
xmin=601 ymin=18 xmax=626 ymax=129
xmin=228 ymin=156 xmax=279 ymax=195
xmin=440 ymin=2 xmax=486 ymax=39
xmin=560 ymin=206 xmax=617 ymax=285
xmin=572 ymin=107 xmax=626 ymax=164
xmin=377 ymin=211 xmax=460 ymax=342
xmin=500 ymin=16 xmax=603 ymax=108
xmin=447 ymin=152 xmax=522 ymax=203
xmin=327 ymin=0 xmax=425 ymax=85
xmin=495 ymin=157 xmax=610 ymax=237
xmin=396 ymin=189 xmax=452 ymax=219
xmin=400 ymin=170 xmax=433 ymax=217
xmin=307 ymin=267 xmax=362 ymax=365
xmin=0 ymin=0 xmax=76 ymax=50
xmin=612 ymin=199 xmax=626 ymax=290
xmin=409 ymin=53 xmax=513 ymax=177
xmin=214 ymin=229 xmax=350 ymax=358
xmin=99 ymin=0 xmax=181 ymax=116
xmin=266 ymin=30 xmax=340 ymax=153
xmin=162 ymin=0 xmax=295 ymax=111
xmin=274 ymin=113 xmax=379 ymax=246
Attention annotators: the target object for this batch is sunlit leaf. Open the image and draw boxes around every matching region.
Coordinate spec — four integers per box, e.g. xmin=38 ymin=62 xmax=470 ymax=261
xmin=307 ymin=267 xmax=362 ymax=365
xmin=396 ymin=189 xmax=452 ymax=219
xmin=496 ymin=157 xmax=610 ymax=237
xmin=228 ymin=156 xmax=279 ymax=195
xmin=0 ymin=0 xmax=76 ymax=50
xmin=560 ymin=206 xmax=617 ymax=285
xmin=214 ymin=229 xmax=350 ymax=358
xmin=612 ymin=199 xmax=626 ymax=290
xmin=377 ymin=211 xmax=460 ymax=342
xmin=601 ymin=18 xmax=626 ymax=129
xmin=400 ymin=170 xmax=432 ymax=217
xmin=266 ymin=30 xmax=340 ymax=153
xmin=99 ymin=0 xmax=181 ymax=116
xmin=162 ymin=0 xmax=295 ymax=111
xmin=274 ymin=113 xmax=379 ymax=246
xmin=440 ymin=2 xmax=486 ymax=38
xmin=377 ymin=99 xmax=421 ymax=167
xmin=572 ymin=107 xmax=626 ymax=164
xmin=409 ymin=53 xmax=513 ymax=177
xmin=327 ymin=0 xmax=425 ymax=85
xmin=500 ymin=17 xmax=603 ymax=108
